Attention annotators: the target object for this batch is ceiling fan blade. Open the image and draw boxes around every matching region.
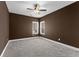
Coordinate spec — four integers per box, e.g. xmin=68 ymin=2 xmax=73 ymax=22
xmin=39 ymin=9 xmax=47 ymax=11
xmin=27 ymin=8 xmax=33 ymax=10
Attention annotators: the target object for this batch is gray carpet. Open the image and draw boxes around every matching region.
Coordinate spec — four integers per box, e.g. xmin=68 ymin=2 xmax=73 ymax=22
xmin=1 ymin=37 xmax=79 ymax=57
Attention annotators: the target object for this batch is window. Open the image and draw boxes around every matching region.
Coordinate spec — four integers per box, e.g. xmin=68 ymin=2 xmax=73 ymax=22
xmin=32 ymin=21 xmax=45 ymax=35
xmin=40 ymin=21 xmax=45 ymax=35
xmin=32 ymin=21 xmax=39 ymax=35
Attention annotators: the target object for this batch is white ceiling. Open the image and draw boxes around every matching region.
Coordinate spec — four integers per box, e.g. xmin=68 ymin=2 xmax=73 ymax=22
xmin=6 ymin=1 xmax=76 ymax=18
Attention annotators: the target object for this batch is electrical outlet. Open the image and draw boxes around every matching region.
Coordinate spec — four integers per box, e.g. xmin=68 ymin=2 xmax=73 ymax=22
xmin=58 ymin=38 xmax=60 ymax=41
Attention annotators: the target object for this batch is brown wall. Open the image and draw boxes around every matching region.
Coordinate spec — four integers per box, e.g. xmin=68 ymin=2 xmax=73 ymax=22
xmin=0 ymin=2 xmax=9 ymax=55
xmin=9 ymin=2 xmax=79 ymax=48
xmin=41 ymin=2 xmax=79 ymax=48
xmin=9 ymin=13 xmax=38 ymax=39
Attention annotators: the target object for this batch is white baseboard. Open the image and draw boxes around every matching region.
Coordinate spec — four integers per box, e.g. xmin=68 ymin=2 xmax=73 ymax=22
xmin=43 ymin=37 xmax=79 ymax=51
xmin=0 ymin=37 xmax=39 ymax=57
xmin=1 ymin=37 xmax=79 ymax=57
xmin=0 ymin=40 xmax=11 ymax=57
xmin=8 ymin=37 xmax=36 ymax=42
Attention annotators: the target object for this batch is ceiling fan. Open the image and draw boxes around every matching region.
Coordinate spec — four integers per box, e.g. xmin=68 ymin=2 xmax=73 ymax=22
xmin=27 ymin=3 xmax=47 ymax=14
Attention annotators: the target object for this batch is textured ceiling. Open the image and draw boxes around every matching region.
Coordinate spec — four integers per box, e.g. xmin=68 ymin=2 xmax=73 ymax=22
xmin=6 ymin=1 xmax=76 ymax=18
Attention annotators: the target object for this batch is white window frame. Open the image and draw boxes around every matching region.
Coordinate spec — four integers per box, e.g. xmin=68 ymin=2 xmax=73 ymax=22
xmin=40 ymin=21 xmax=45 ymax=35
xmin=32 ymin=21 xmax=39 ymax=35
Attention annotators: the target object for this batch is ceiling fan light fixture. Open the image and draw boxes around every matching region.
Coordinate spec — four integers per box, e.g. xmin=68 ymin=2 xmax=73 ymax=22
xmin=34 ymin=4 xmax=40 ymax=14
xmin=34 ymin=10 xmax=40 ymax=14
xmin=27 ymin=3 xmax=47 ymax=15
